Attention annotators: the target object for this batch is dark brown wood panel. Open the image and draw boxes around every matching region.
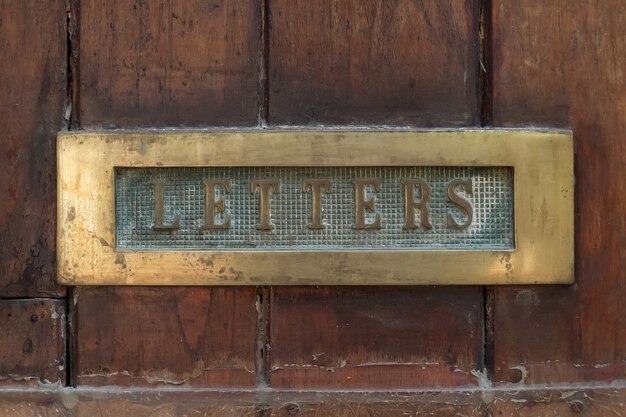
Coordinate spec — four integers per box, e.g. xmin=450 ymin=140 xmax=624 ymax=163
xmin=270 ymin=287 xmax=482 ymax=388
xmin=267 ymin=0 xmax=483 ymax=389
xmin=0 ymin=0 xmax=66 ymax=297
xmin=490 ymin=1 xmax=626 ymax=384
xmin=0 ymin=300 xmax=65 ymax=386
xmin=73 ymin=0 xmax=261 ymax=389
xmin=74 ymin=287 xmax=257 ymax=387
xmin=268 ymin=0 xmax=479 ymax=125
xmin=78 ymin=0 xmax=259 ymax=127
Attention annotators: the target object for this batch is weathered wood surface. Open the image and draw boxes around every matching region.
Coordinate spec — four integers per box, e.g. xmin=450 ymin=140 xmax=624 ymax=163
xmin=268 ymin=0 xmax=479 ymax=125
xmin=489 ymin=1 xmax=626 ymax=384
xmin=266 ymin=0 xmax=483 ymax=389
xmin=77 ymin=0 xmax=259 ymax=127
xmin=1 ymin=387 xmax=626 ymax=416
xmin=72 ymin=0 xmax=261 ymax=389
xmin=0 ymin=300 xmax=65 ymax=386
xmin=0 ymin=390 xmax=259 ymax=417
xmin=270 ymin=287 xmax=482 ymax=388
xmin=1 ymin=0 xmax=624 ymax=403
xmin=488 ymin=388 xmax=626 ymax=417
xmin=0 ymin=0 xmax=66 ymax=297
xmin=73 ymin=287 xmax=257 ymax=387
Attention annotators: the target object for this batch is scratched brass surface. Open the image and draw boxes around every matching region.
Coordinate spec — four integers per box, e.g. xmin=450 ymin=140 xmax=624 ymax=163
xmin=57 ymin=129 xmax=573 ymax=285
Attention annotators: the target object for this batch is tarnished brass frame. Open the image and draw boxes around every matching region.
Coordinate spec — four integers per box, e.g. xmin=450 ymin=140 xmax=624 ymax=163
xmin=57 ymin=129 xmax=573 ymax=286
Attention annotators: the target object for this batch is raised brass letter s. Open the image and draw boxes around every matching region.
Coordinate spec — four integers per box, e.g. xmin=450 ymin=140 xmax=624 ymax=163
xmin=447 ymin=178 xmax=473 ymax=230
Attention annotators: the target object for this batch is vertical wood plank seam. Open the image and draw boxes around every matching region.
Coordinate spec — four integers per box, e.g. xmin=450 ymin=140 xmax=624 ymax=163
xmin=255 ymin=287 xmax=272 ymax=416
xmin=483 ymin=287 xmax=495 ymax=385
xmin=479 ymin=0 xmax=496 ymax=391
xmin=257 ymin=0 xmax=270 ymax=127
xmin=64 ymin=287 xmax=77 ymax=388
xmin=257 ymin=1 xmax=272 ymax=412
xmin=64 ymin=0 xmax=80 ymax=387
xmin=255 ymin=286 xmax=271 ymax=387
xmin=65 ymin=0 xmax=81 ymax=387
xmin=479 ymin=0 xmax=493 ymax=127
xmin=66 ymin=0 xmax=80 ymax=129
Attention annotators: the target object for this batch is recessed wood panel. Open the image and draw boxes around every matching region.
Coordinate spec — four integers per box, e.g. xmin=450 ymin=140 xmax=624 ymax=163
xmin=268 ymin=0 xmax=479 ymax=125
xmin=267 ymin=0 xmax=484 ymax=388
xmin=0 ymin=300 xmax=66 ymax=386
xmin=74 ymin=287 xmax=257 ymax=387
xmin=78 ymin=0 xmax=259 ymax=127
xmin=72 ymin=0 xmax=261 ymax=390
xmin=0 ymin=0 xmax=66 ymax=297
xmin=490 ymin=0 xmax=626 ymax=384
xmin=269 ymin=286 xmax=483 ymax=388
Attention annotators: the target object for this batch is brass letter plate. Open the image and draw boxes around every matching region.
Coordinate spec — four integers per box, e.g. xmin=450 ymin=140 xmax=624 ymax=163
xmin=57 ymin=130 xmax=573 ymax=285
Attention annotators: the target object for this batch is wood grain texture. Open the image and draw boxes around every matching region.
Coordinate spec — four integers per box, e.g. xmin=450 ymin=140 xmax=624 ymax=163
xmin=77 ymin=0 xmax=259 ymax=128
xmin=490 ymin=1 xmax=626 ymax=384
xmin=73 ymin=287 xmax=257 ymax=387
xmin=2 ymin=387 xmax=626 ymax=416
xmin=270 ymin=287 xmax=482 ymax=388
xmin=0 ymin=390 xmax=259 ymax=417
xmin=489 ymin=389 xmax=626 ymax=417
xmin=0 ymin=404 xmax=256 ymax=417
xmin=0 ymin=0 xmax=66 ymax=297
xmin=268 ymin=396 xmax=483 ymax=417
xmin=73 ymin=0 xmax=261 ymax=390
xmin=0 ymin=300 xmax=65 ymax=386
xmin=267 ymin=0 xmax=483 ymax=389
xmin=268 ymin=0 xmax=479 ymax=126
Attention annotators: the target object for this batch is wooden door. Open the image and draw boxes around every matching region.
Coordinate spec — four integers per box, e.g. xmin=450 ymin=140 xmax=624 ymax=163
xmin=1 ymin=1 xmax=625 ymax=415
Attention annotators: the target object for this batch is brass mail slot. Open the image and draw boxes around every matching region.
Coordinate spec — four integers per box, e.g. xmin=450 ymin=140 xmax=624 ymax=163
xmin=57 ymin=130 xmax=573 ymax=285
